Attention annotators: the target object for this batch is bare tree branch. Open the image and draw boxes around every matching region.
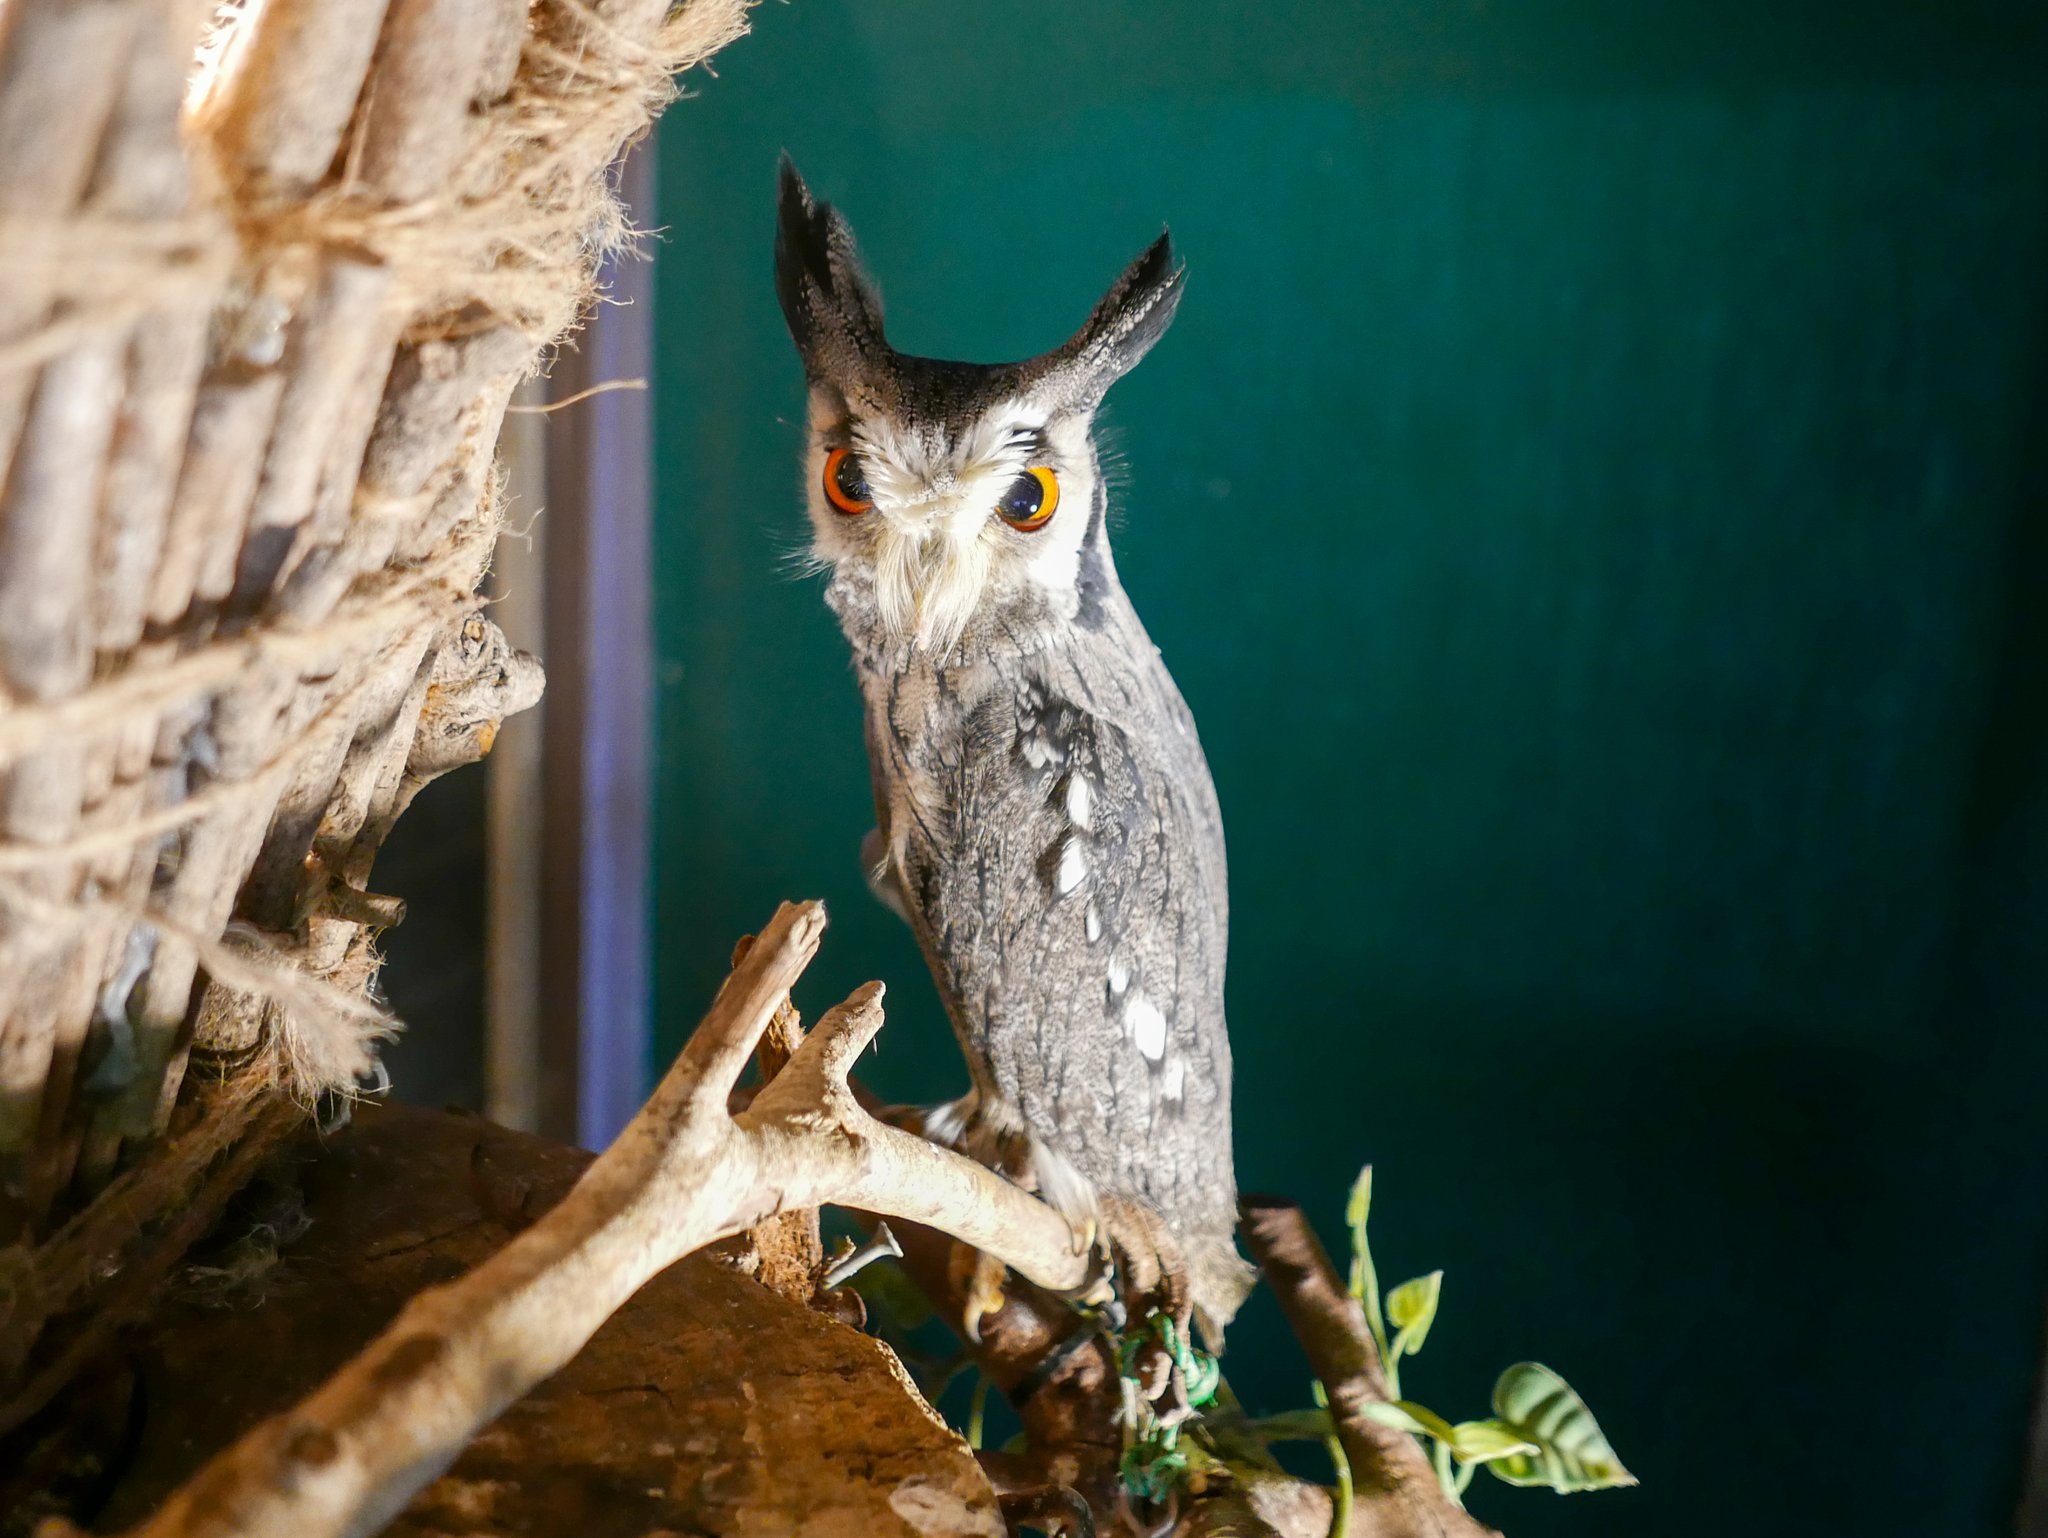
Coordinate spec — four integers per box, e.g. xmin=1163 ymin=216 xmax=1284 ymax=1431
xmin=105 ymin=901 xmax=1090 ymax=1538
xmin=1239 ymin=1196 xmax=1496 ymax=1538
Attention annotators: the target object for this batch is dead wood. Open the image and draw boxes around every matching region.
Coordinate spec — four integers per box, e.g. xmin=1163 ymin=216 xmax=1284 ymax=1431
xmin=227 ymin=252 xmax=397 ymax=611
xmin=1239 ymin=1198 xmax=1497 ymax=1538
xmin=100 ymin=903 xmax=1088 ymax=1538
xmin=0 ymin=340 xmax=122 ymax=700
xmin=356 ymin=0 xmax=507 ymax=204
xmin=731 ymin=933 xmax=826 ymax=1303
xmin=0 ymin=0 xmax=141 ymax=473
xmin=207 ymin=0 xmax=397 ymax=200
xmin=20 ymin=1100 xmax=1004 ymax=1538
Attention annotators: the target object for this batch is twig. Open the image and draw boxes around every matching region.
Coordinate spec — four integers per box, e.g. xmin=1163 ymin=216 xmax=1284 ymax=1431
xmin=1238 ymin=1198 xmax=1495 ymax=1538
xmin=111 ymin=902 xmax=1089 ymax=1538
xmin=821 ymin=1221 xmax=901 ymax=1289
xmin=502 ymin=376 xmax=645 ymax=412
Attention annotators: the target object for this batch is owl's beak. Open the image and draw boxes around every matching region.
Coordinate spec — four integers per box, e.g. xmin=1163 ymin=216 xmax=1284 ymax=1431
xmin=873 ymin=497 xmax=990 ymax=653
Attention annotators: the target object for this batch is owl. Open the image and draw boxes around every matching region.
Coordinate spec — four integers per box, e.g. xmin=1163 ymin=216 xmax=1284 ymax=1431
xmin=774 ymin=158 xmax=1254 ymax=1340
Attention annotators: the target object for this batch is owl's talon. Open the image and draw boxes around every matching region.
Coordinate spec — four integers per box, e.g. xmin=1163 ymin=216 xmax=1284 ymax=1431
xmin=1069 ymin=1212 xmax=1097 ymax=1258
xmin=1096 ymin=1195 xmax=1194 ymax=1344
xmin=964 ymin=1249 xmax=1008 ymax=1343
xmin=1049 ymin=1221 xmax=1118 ymax=1320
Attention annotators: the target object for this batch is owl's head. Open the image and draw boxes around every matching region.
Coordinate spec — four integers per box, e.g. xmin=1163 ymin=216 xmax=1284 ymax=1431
xmin=774 ymin=157 xmax=1183 ymax=657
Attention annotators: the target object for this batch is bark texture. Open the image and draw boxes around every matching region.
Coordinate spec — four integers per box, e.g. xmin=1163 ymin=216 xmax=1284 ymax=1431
xmin=0 ymin=0 xmax=751 ymax=1448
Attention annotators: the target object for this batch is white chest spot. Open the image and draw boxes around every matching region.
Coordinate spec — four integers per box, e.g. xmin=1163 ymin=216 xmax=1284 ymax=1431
xmin=1055 ymin=839 xmax=1088 ymax=895
xmin=1161 ymin=1056 xmax=1186 ymax=1102
xmin=1064 ymin=774 xmax=1093 ymax=828
xmin=1084 ymin=903 xmax=1103 ymax=943
xmin=1126 ymin=993 xmax=1168 ymax=1061
xmin=1106 ymin=956 xmax=1130 ymax=997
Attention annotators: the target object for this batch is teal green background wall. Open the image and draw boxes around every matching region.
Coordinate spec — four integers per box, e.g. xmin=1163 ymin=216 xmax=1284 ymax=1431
xmin=649 ymin=5 xmax=2048 ymax=1532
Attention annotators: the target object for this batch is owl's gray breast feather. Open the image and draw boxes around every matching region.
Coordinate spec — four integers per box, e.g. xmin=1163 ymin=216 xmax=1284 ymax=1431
xmin=857 ymin=588 xmax=1241 ymax=1301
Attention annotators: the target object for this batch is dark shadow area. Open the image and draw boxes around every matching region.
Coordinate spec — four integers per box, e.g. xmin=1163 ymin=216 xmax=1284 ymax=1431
xmin=372 ymin=768 xmax=488 ymax=1115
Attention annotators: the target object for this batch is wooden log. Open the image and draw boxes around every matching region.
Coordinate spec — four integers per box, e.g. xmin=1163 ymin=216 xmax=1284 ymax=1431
xmin=95 ymin=310 xmax=214 ymax=654
xmin=19 ymin=893 xmax=130 ymax=1222
xmin=86 ymin=0 xmax=229 ymax=652
xmin=0 ymin=339 xmax=123 ymax=701
xmin=73 ymin=762 xmax=289 ymax=1188
xmin=308 ymin=651 xmax=439 ymax=978
xmin=277 ymin=0 xmax=535 ymax=619
xmin=8 ymin=0 xmax=240 ymax=1231
xmin=0 ymin=894 xmax=74 ymax=1178
xmin=397 ymin=380 xmax=518 ymax=565
xmin=42 ymin=6 xmax=236 ymax=1220
xmin=356 ymin=0 xmax=513 ymax=204
xmin=85 ymin=0 xmax=213 ymax=220
xmin=0 ymin=0 xmax=141 ymax=478
xmin=0 ymin=344 xmax=125 ymax=1213
xmin=36 ymin=722 xmax=165 ymax=1206
xmin=238 ymin=692 xmax=373 ymax=932
xmin=225 ymin=253 xmax=395 ymax=614
xmin=208 ymin=0 xmax=397 ymax=200
xmin=4 ymin=729 xmax=130 ymax=1199
xmin=361 ymin=318 xmax=533 ymax=503
xmin=474 ymin=0 xmax=531 ymax=107
xmin=279 ymin=363 xmax=517 ymax=627
xmin=146 ymin=365 xmax=287 ymax=631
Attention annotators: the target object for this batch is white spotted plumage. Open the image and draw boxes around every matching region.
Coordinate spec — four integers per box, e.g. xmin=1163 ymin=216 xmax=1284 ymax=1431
xmin=1126 ymin=993 xmax=1169 ymax=1061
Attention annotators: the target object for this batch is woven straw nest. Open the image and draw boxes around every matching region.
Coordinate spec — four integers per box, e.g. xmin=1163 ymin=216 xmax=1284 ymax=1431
xmin=0 ymin=0 xmax=748 ymax=1433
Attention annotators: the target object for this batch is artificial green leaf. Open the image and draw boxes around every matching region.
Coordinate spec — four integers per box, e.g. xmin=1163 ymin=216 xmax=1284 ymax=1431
xmin=1485 ymin=1362 xmax=1637 ymax=1492
xmin=1386 ymin=1270 xmax=1443 ymax=1357
xmin=1346 ymin=1165 xmax=1373 ymax=1234
xmin=1361 ymin=1399 xmax=1459 ymax=1445
xmin=1346 ymin=1165 xmax=1374 ymax=1302
xmin=1446 ymin=1419 xmax=1539 ymax=1465
xmin=1344 ymin=1164 xmax=1396 ymax=1386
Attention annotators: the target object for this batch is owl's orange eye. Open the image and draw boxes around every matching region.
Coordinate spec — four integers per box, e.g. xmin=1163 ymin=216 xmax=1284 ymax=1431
xmin=823 ymin=446 xmax=872 ymax=515
xmin=996 ymin=467 xmax=1059 ymax=531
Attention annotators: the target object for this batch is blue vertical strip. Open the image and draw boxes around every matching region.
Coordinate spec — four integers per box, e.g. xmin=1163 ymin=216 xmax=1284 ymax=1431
xmin=575 ymin=142 xmax=656 ymax=1148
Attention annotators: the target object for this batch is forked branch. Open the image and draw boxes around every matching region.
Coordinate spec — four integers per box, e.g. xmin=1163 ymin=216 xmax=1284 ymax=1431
xmin=1240 ymin=1198 xmax=1497 ymax=1538
xmin=108 ymin=900 xmax=1089 ymax=1538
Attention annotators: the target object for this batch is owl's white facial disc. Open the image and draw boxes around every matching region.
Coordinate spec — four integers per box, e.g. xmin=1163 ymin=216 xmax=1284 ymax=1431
xmin=805 ymin=390 xmax=1099 ymax=656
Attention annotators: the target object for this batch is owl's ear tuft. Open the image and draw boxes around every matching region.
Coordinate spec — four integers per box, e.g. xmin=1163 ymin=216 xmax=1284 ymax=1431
xmin=1031 ymin=231 xmax=1185 ymax=412
xmin=774 ymin=155 xmax=890 ymax=397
